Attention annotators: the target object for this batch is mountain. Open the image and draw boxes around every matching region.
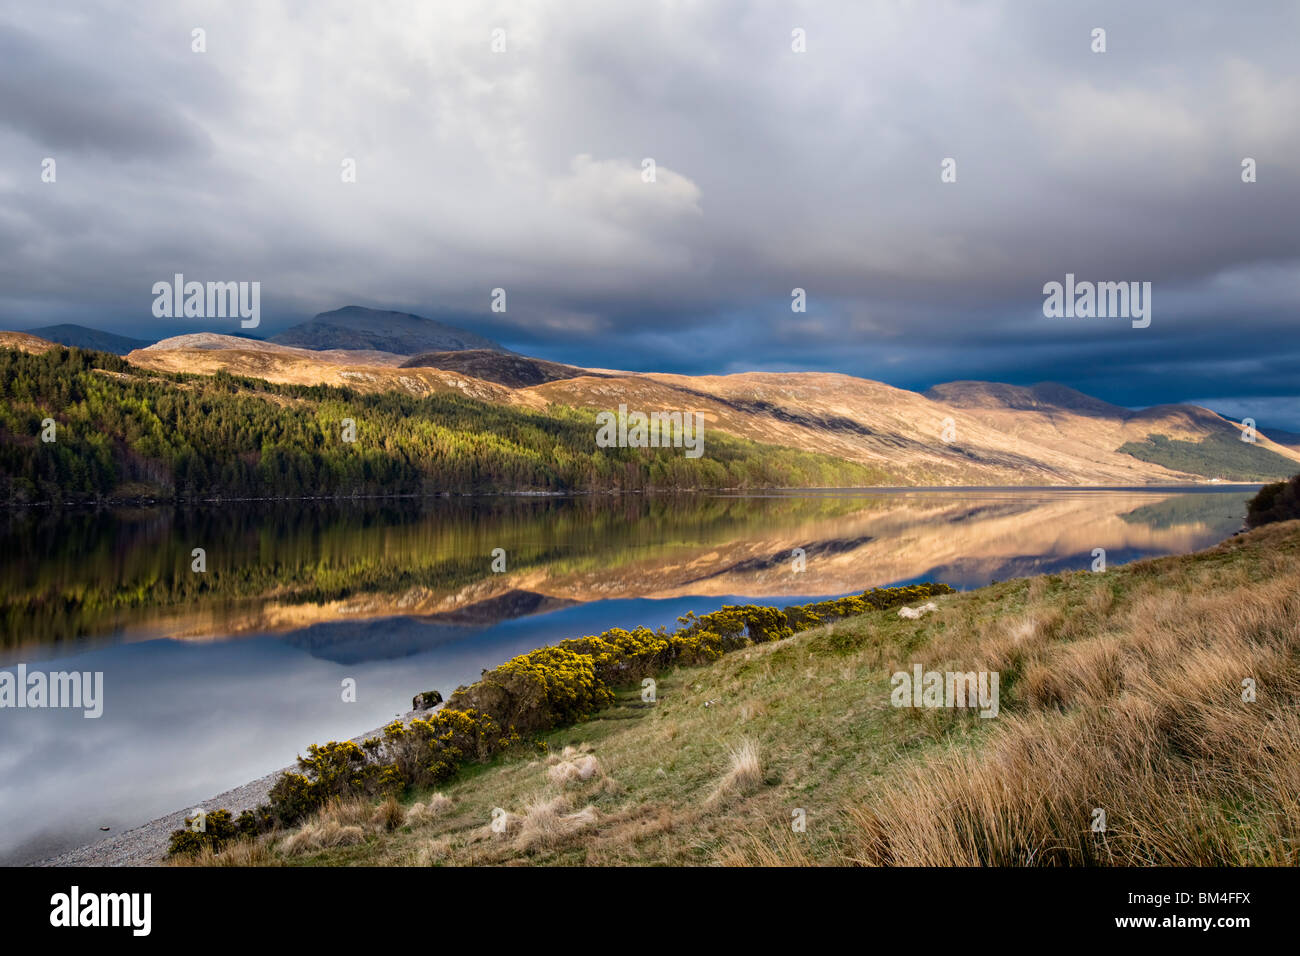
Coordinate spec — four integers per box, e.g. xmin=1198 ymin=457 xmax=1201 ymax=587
xmin=143 ymin=333 xmax=300 ymax=354
xmin=128 ymin=335 xmax=530 ymax=405
xmin=0 ymin=332 xmax=62 ymax=354
xmin=399 ymin=349 xmax=599 ymax=387
xmin=269 ymin=306 xmax=508 ymax=355
xmin=141 ymin=333 xmax=412 ymax=368
xmin=1265 ymin=428 xmax=1300 ymax=452
xmin=928 ymin=381 xmax=1300 ymax=481
xmin=925 ymin=381 xmax=1125 ymax=417
xmin=20 ymin=326 xmax=1300 ymax=486
xmin=535 ymin=370 xmax=1182 ymax=485
xmin=17 ymin=324 xmax=151 ymax=355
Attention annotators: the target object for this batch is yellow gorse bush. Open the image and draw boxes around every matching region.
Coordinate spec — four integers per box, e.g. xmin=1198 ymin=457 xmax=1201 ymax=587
xmin=169 ymin=582 xmax=953 ymax=854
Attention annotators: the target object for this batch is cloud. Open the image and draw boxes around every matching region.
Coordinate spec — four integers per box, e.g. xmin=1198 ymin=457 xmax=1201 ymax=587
xmin=0 ymin=24 xmax=213 ymax=160
xmin=0 ymin=0 xmax=1297 ymax=423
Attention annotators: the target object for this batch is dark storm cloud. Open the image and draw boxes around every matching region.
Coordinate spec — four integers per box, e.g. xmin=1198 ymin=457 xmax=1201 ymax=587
xmin=0 ymin=24 xmax=211 ymax=159
xmin=0 ymin=0 xmax=1297 ymax=426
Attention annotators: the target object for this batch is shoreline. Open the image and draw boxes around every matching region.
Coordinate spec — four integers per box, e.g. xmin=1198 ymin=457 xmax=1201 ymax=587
xmin=1 ymin=481 xmax=1265 ymax=513
xmin=23 ymin=491 xmax=1264 ymax=866
xmin=31 ymin=706 xmax=433 ymax=867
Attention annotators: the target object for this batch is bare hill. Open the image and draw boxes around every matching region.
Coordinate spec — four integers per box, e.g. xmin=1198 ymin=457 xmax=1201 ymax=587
xmin=113 ymin=339 xmax=1300 ymax=485
xmin=0 ymin=332 xmax=62 ymax=354
xmin=269 ymin=306 xmax=508 ymax=355
xmin=18 ymin=324 xmax=151 ymax=355
xmin=126 ymin=339 xmax=537 ymax=406
xmin=925 ymin=380 xmax=1300 ymax=481
xmin=399 ymin=349 xmax=599 ymax=387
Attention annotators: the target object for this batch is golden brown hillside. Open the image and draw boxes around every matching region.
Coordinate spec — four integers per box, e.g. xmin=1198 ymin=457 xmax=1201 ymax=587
xmin=32 ymin=332 xmax=1295 ymax=486
xmin=126 ymin=336 xmax=544 ymax=408
xmin=0 ymin=331 xmax=62 ymax=354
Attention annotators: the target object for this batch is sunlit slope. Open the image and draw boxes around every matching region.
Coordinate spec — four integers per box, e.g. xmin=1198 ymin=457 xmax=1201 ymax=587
xmin=930 ymin=381 xmax=1300 ymax=480
xmin=15 ymin=332 xmax=1297 ymax=484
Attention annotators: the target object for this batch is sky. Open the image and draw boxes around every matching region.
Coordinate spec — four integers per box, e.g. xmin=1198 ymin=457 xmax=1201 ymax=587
xmin=2 ymin=0 xmax=1298 ymax=428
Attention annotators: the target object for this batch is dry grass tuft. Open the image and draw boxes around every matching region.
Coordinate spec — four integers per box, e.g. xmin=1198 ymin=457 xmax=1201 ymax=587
xmin=277 ymin=797 xmax=373 ymax=855
xmin=706 ymin=737 xmax=764 ymax=805
xmin=547 ymin=753 xmax=602 ymax=786
xmin=714 ymin=825 xmax=823 ymax=867
xmin=846 ymin=573 xmax=1300 ymax=866
xmin=514 ymin=794 xmax=599 ymax=852
xmin=279 ymin=820 xmax=367 ymax=855
xmin=167 ymin=837 xmax=279 ymax=867
xmin=405 ymin=793 xmax=453 ymax=826
xmin=374 ymin=794 xmax=405 ymax=831
xmin=414 ymin=837 xmax=451 ymax=865
xmin=739 ymin=699 xmax=768 ymax=722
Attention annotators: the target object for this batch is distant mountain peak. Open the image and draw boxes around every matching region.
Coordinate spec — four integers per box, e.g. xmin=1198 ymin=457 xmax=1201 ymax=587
xmin=399 ymin=349 xmax=597 ymax=387
xmin=925 ymin=380 xmax=1127 ymax=417
xmin=270 ymin=306 xmax=509 ymax=356
xmin=18 ymin=324 xmax=152 ymax=356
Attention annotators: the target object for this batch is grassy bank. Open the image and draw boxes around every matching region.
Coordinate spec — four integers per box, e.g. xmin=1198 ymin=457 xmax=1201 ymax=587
xmin=179 ymin=520 xmax=1300 ymax=866
xmin=0 ymin=346 xmax=893 ymax=505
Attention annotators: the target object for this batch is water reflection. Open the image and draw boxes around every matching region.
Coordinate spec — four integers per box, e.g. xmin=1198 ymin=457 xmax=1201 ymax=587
xmin=0 ymin=488 xmax=1253 ymax=659
xmin=0 ymin=488 xmax=1255 ymax=863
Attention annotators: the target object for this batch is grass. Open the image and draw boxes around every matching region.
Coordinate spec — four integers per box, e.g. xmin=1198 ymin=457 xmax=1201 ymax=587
xmin=1117 ymin=431 xmax=1297 ymax=480
xmin=183 ymin=519 xmax=1300 ymax=866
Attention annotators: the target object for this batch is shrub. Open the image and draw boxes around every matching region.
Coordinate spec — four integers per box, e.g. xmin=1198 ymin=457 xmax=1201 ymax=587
xmin=1246 ymin=474 xmax=1300 ymax=528
xmin=447 ymin=647 xmax=613 ymax=735
xmin=168 ymin=581 xmax=953 ymax=855
xmin=382 ymin=709 xmax=513 ymax=786
xmin=556 ymin=627 xmax=674 ymax=684
xmin=166 ymin=808 xmax=239 ymax=856
xmin=262 ymin=740 xmax=400 ymax=827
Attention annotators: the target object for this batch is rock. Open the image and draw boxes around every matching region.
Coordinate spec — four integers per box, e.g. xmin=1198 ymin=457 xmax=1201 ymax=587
xmin=898 ymin=602 xmax=939 ymax=620
xmin=412 ymin=690 xmax=443 ymax=711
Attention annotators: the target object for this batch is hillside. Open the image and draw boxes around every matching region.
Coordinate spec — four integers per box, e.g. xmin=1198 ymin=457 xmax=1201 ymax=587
xmin=1117 ymin=432 xmax=1298 ymax=481
xmin=540 ymin=371 xmax=1150 ymax=485
xmin=542 ymin=370 xmax=1300 ymax=483
xmin=0 ymin=346 xmax=889 ymax=505
xmin=269 ymin=306 xmax=509 ymax=355
xmin=118 ymin=336 xmax=1300 ymax=483
xmin=13 ymin=324 xmax=152 ymax=355
xmin=171 ymin=519 xmax=1300 ymax=867
xmin=131 ymin=335 xmax=526 ymax=403
xmin=5 ymin=332 xmax=1300 ymax=492
xmin=928 ymin=380 xmax=1300 ymax=481
xmin=0 ymin=332 xmax=62 ymax=355
xmin=1266 ymin=428 xmax=1300 ymax=452
xmin=926 ymin=381 xmax=1126 ymax=416
xmin=400 ymin=349 xmax=598 ymax=387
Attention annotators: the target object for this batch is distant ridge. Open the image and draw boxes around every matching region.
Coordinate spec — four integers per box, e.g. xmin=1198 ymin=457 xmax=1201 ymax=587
xmin=399 ymin=349 xmax=598 ymax=387
xmin=925 ymin=381 xmax=1126 ymax=417
xmin=1263 ymin=427 xmax=1300 ymax=452
xmin=270 ymin=306 xmax=508 ymax=355
xmin=17 ymin=323 xmax=1299 ymax=484
xmin=18 ymin=324 xmax=151 ymax=356
xmin=142 ymin=333 xmax=295 ymax=353
xmin=138 ymin=333 xmax=411 ymax=367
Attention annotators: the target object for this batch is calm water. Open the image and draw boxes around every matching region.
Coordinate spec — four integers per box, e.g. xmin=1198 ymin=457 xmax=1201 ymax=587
xmin=0 ymin=487 xmax=1256 ymax=863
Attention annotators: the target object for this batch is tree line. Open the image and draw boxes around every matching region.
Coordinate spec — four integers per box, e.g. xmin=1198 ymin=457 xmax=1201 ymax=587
xmin=0 ymin=347 xmax=893 ymax=505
